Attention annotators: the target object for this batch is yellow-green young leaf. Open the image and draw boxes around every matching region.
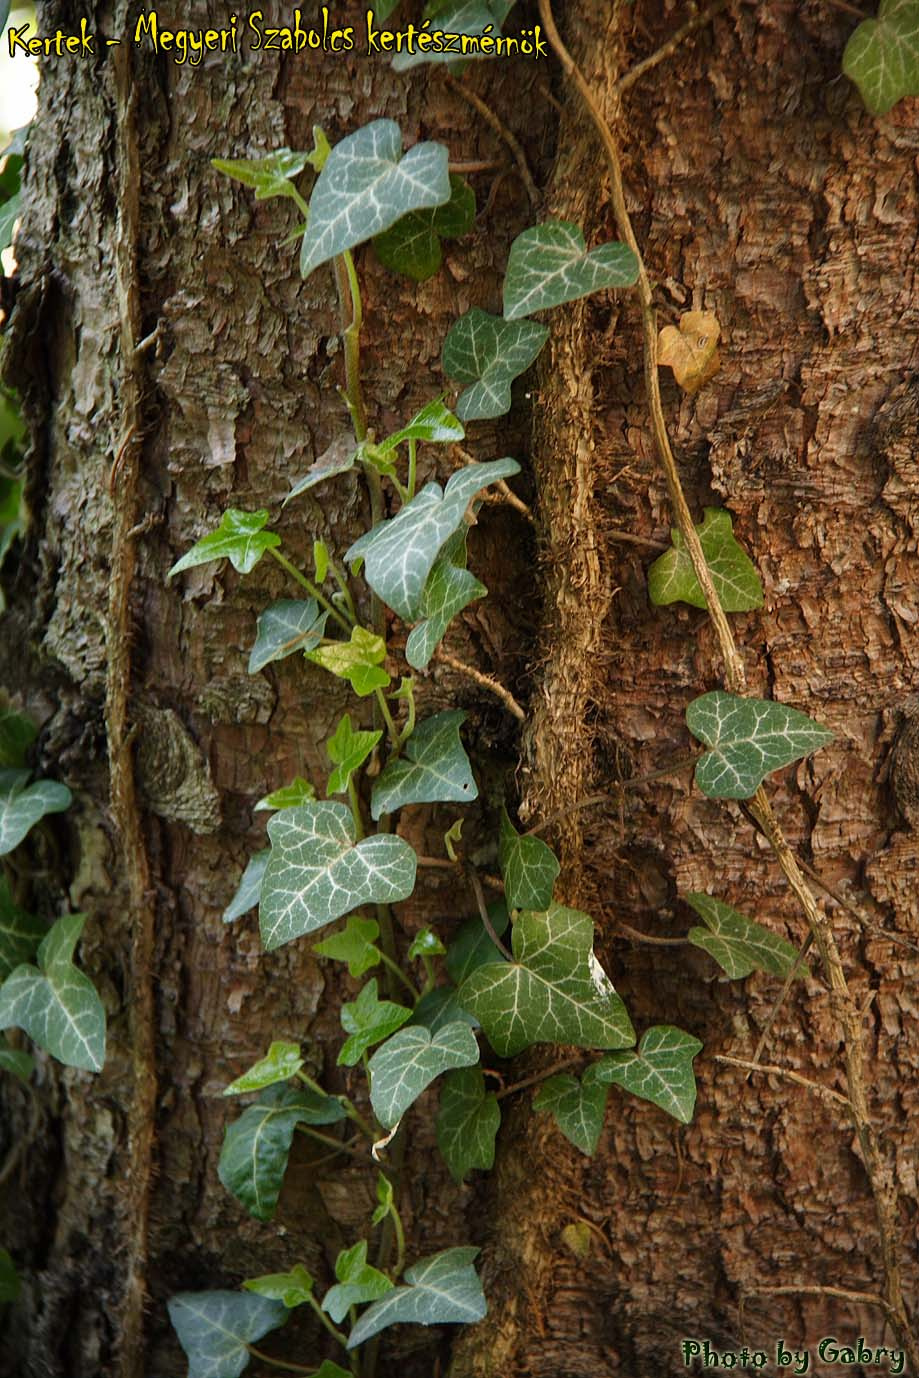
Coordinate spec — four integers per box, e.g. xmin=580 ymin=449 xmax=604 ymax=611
xmin=307 ymin=626 xmax=390 ymax=697
xmin=326 ymin=713 xmax=382 ymax=796
xmin=371 ymin=1171 xmax=394 ymax=1226
xmin=313 ymin=914 xmax=382 ymax=979
xmin=587 ymin=1025 xmax=703 ymax=1125
xmin=0 ymin=1247 xmax=20 ymax=1302
xmin=0 ymin=1034 xmax=33 ymax=1083
xmin=0 ymin=769 xmax=71 ymax=856
xmin=498 ymin=807 xmax=559 ymax=912
xmin=0 ymin=913 xmax=105 ymax=1072
xmin=686 ymin=691 xmax=833 ymax=799
xmin=368 ymin=1021 xmax=480 ymax=1128
xmin=313 ymin=539 xmax=330 ymax=584
xmin=168 ymin=1290 xmax=288 ymax=1378
xmin=0 ymin=875 xmax=45 ymax=979
xmin=374 ymin=176 xmax=476 ymax=281
xmin=322 ymin=1241 xmax=394 ymax=1323
xmin=503 ymin=221 xmax=638 ymax=320
xmin=337 ymin=978 xmax=412 ymax=1067
xmin=561 ymin=1222 xmax=593 ymax=1260
xmin=243 ymin=1263 xmax=314 ymax=1309
xmin=436 ymin=1066 xmax=500 ymax=1182
xmin=408 ymin=927 xmax=446 ymax=958
xmin=222 ymin=849 xmax=270 ymax=924
xmin=371 ymin=710 xmax=477 ymax=819
xmin=254 ymin=778 xmax=316 ymax=812
xmin=843 ymin=0 xmax=919 ymax=115
xmin=648 ymin=508 xmax=763 ymax=613
xmin=346 ymin=1249 xmax=486 ymax=1348
xmin=532 ymin=1072 xmax=608 ymax=1156
xmin=684 ymin=893 xmax=807 ymax=980
xmin=223 ymin=1041 xmax=304 ymax=1096
xmin=212 ymin=148 xmax=309 ymax=200
xmin=442 ymin=309 xmax=548 ymax=421
xmin=168 ymin=509 xmax=280 ymax=578
xmin=248 ymin=600 xmax=326 ymax=674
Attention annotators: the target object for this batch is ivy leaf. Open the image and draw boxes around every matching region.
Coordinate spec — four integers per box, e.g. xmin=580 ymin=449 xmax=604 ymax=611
xmin=306 ymin=626 xmax=390 ymax=697
xmin=223 ymin=850 xmax=270 ymax=923
xmin=0 ymin=875 xmax=45 ymax=979
xmin=405 ymin=534 xmax=486 ymax=671
xmin=168 ymin=1290 xmax=288 ymax=1378
xmin=371 ymin=710 xmax=477 ymax=818
xmin=0 ymin=708 xmax=36 ymax=768
xmin=374 ymin=176 xmax=476 ymax=281
xmin=259 ymin=803 xmax=417 ymax=950
xmin=587 ymin=1025 xmax=703 ymax=1124
xmin=686 ymin=691 xmax=834 ymax=799
xmin=287 ymin=436 xmax=358 ymax=502
xmin=248 ymin=600 xmax=327 ymax=674
xmin=243 ymin=1263 xmax=314 ymax=1309
xmin=300 ymin=119 xmax=451 ymax=277
xmin=445 ymin=904 xmax=509 ymax=985
xmin=212 ymin=148 xmax=309 ymax=201
xmin=372 ymin=1172 xmax=394 ymax=1226
xmin=532 ymin=1072 xmax=608 ymax=1156
xmin=338 ymin=978 xmax=413 ymax=1067
xmin=648 ymin=508 xmax=764 ymax=613
xmin=503 ymin=221 xmax=638 ymax=321
xmin=457 ymin=904 xmax=635 ymax=1058
xmin=322 ymin=1241 xmax=394 ymax=1323
xmin=442 ymin=309 xmax=548 ymax=421
xmin=411 ymin=986 xmax=478 ymax=1034
xmin=368 ymin=1021 xmax=480 ymax=1128
xmin=223 ymin=1041 xmax=304 ymax=1095
xmin=0 ymin=1247 xmax=20 ymax=1303
xmin=0 ymin=770 xmax=72 ymax=856
xmin=168 ymin=509 xmax=281 ymax=578
xmin=684 ymin=893 xmax=806 ymax=980
xmin=436 ymin=1066 xmax=500 ymax=1182
xmin=314 ymin=914 xmax=382 ymax=979
xmin=346 ymin=459 xmax=520 ymax=620
xmin=346 ymin=1247 xmax=486 ymax=1348
xmin=0 ymin=1034 xmax=33 ymax=1083
xmin=0 ymin=914 xmax=105 ymax=1071
xmin=376 ymin=397 xmax=465 ymax=453
xmin=326 ymin=714 xmax=382 ymax=796
xmin=218 ymin=1084 xmax=346 ymax=1221
xmin=843 ymin=0 xmax=919 ymax=115
xmin=498 ymin=808 xmax=559 ymax=912
xmin=254 ymin=779 xmax=317 ymax=812
xmin=408 ymin=927 xmax=446 ymax=958
xmin=392 ymin=0 xmax=515 ymax=69
xmin=658 ymin=311 xmax=721 ymax=394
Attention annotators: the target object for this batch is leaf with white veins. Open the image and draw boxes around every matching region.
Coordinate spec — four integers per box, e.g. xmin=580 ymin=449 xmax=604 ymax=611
xmin=346 ymin=1247 xmax=486 ymax=1347
xmin=503 ymin=221 xmax=638 ymax=320
xmin=436 ymin=1066 xmax=500 ymax=1182
xmin=368 ymin=1021 xmax=480 ymax=1128
xmin=684 ymin=893 xmax=806 ymax=980
xmin=371 ymin=710 xmax=476 ymax=818
xmin=587 ymin=1025 xmax=703 ymax=1124
xmin=686 ymin=691 xmax=833 ymax=799
xmin=0 ymin=913 xmax=105 ymax=1071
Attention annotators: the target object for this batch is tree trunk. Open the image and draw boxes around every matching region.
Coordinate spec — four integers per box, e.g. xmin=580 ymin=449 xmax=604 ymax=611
xmin=2 ymin=2 xmax=918 ymax=1377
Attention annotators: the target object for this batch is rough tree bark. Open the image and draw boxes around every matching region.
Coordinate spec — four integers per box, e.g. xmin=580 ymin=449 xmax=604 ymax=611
xmin=1 ymin=2 xmax=917 ymax=1377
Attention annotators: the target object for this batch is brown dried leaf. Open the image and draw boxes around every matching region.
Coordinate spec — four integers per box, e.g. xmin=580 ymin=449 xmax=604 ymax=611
xmin=657 ymin=310 xmax=722 ymax=394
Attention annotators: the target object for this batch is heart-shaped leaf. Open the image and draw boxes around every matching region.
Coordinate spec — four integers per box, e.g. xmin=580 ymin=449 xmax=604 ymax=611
xmin=648 ymin=508 xmax=764 ymax=613
xmin=405 ymin=532 xmax=486 ymax=670
xmin=168 ymin=509 xmax=281 ymax=578
xmin=219 ymin=1084 xmax=346 ymax=1221
xmin=248 ymin=600 xmax=326 ymax=674
xmin=503 ymin=221 xmax=638 ymax=320
xmin=323 ymin=1241 xmax=394 ymax=1323
xmin=223 ymin=1041 xmax=304 ymax=1096
xmin=442 ymin=309 xmax=548 ymax=421
xmin=306 ymin=626 xmax=390 ymax=696
xmin=338 ymin=978 xmax=413 ymax=1067
xmin=286 ymin=435 xmax=358 ymax=502
xmin=371 ymin=710 xmax=476 ymax=818
xmin=259 ymin=803 xmax=417 ymax=950
xmin=843 ymin=0 xmax=919 ymax=114
xmin=0 ymin=770 xmax=71 ymax=856
xmin=346 ymin=459 xmax=519 ymax=619
xmin=411 ymin=986 xmax=478 ymax=1034
xmin=686 ymin=691 xmax=833 ymax=799
xmin=532 ymin=1072 xmax=608 ymax=1156
xmin=168 ymin=1290 xmax=288 ymax=1378
xmin=587 ymin=1025 xmax=703 ymax=1124
xmin=243 ymin=1263 xmax=314 ymax=1309
xmin=374 ymin=176 xmax=475 ymax=281
xmin=212 ymin=148 xmax=310 ymax=201
xmin=0 ymin=1034 xmax=33 ymax=1083
xmin=254 ymin=778 xmax=317 ymax=812
xmin=445 ymin=904 xmax=509 ymax=985
xmin=327 ymin=714 xmax=382 ymax=796
xmin=377 ymin=397 xmax=465 ymax=453
xmin=300 ymin=119 xmax=450 ymax=276
xmin=457 ymin=904 xmax=635 ymax=1057
xmin=498 ymin=808 xmax=559 ymax=912
xmin=684 ymin=893 xmax=806 ymax=980
xmin=436 ymin=1066 xmax=500 ymax=1182
xmin=223 ymin=850 xmax=270 ymax=924
xmin=314 ymin=914 xmax=382 ymax=978
xmin=0 ymin=875 xmax=45 ymax=979
xmin=0 ymin=913 xmax=105 ymax=1071
xmin=391 ymin=0 xmax=515 ymax=69
xmin=347 ymin=1247 xmax=486 ymax=1347
xmin=658 ymin=311 xmax=721 ymax=394
xmin=368 ymin=1021 xmax=480 ymax=1128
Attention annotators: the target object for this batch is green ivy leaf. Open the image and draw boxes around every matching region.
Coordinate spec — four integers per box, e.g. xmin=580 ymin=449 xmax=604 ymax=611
xmin=223 ymin=1041 xmax=304 ymax=1095
xmin=405 ymin=532 xmax=486 ymax=671
xmin=168 ymin=509 xmax=281 ymax=578
xmin=313 ymin=914 xmax=382 ymax=979
xmin=346 ymin=1247 xmax=486 ymax=1348
xmin=259 ymin=803 xmax=417 ymax=950
xmin=445 ymin=904 xmax=509 ymax=985
xmin=0 ymin=1034 xmax=33 ymax=1083
xmin=222 ymin=850 xmax=270 ymax=923
xmin=436 ymin=1066 xmax=500 ymax=1182
xmin=532 ymin=1072 xmax=608 ymax=1156
xmin=254 ymin=778 xmax=317 ymax=812
xmin=0 ymin=1247 xmax=20 ymax=1303
xmin=411 ymin=986 xmax=478 ymax=1033
xmin=287 ymin=435 xmax=357 ymax=502
xmin=323 ymin=1241 xmax=394 ymax=1323
xmin=843 ymin=0 xmax=919 ymax=115
xmin=243 ymin=1264 xmax=314 ymax=1309
xmin=0 ymin=914 xmax=105 ymax=1071
xmin=374 ymin=176 xmax=475 ymax=281
xmin=377 ymin=397 xmax=465 ymax=453
xmin=368 ymin=1021 xmax=480 ymax=1128
xmin=647 ymin=508 xmax=764 ymax=613
xmin=338 ymin=978 xmax=413 ymax=1067
xmin=313 ymin=539 xmax=330 ymax=584
xmin=168 ymin=1290 xmax=288 ymax=1378
xmin=0 ymin=875 xmax=45 ymax=979
xmin=0 ymin=708 xmax=36 ymax=768
xmin=587 ymin=1025 xmax=703 ymax=1124
xmin=248 ymin=600 xmax=327 ymax=674
xmin=219 ymin=1084 xmax=346 ymax=1221
xmin=458 ymin=904 xmax=635 ymax=1057
xmin=306 ymin=626 xmax=390 ymax=697
xmin=498 ymin=808 xmax=559 ymax=912
xmin=684 ymin=893 xmax=806 ymax=980
xmin=442 ymin=309 xmax=548 ymax=421
xmin=371 ymin=1171 xmax=394 ymax=1225
xmin=0 ymin=770 xmax=71 ymax=856
xmin=300 ymin=119 xmax=450 ymax=277
xmin=392 ymin=0 xmax=515 ymax=69
xmin=212 ymin=148 xmax=309 ymax=201
xmin=346 ymin=459 xmax=519 ymax=619
xmin=686 ymin=691 xmax=834 ymax=799
xmin=503 ymin=221 xmax=638 ymax=320
xmin=408 ymin=927 xmax=446 ymax=958
xmin=371 ymin=710 xmax=477 ymax=818
xmin=326 ymin=714 xmax=382 ymax=796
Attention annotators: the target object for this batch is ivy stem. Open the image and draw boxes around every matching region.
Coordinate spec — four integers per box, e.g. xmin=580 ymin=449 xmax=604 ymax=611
xmin=374 ymin=688 xmax=401 ymax=752
xmin=334 ymin=251 xmax=368 ymax=444
xmin=492 ymin=1054 xmax=583 ymax=1101
xmin=306 ymin=1293 xmax=351 ymax=1351
xmin=406 ymin=438 xmax=418 ymax=501
xmin=267 ymin=548 xmax=353 ymax=635
xmin=294 ymin=1070 xmax=376 ymax=1141
xmin=378 ymin=949 xmax=421 ymax=1002
xmin=328 ymin=557 xmax=359 ymax=623
xmin=467 ymin=867 xmax=513 ymax=961
xmin=387 ymin=1196 xmax=407 ymax=1281
xmin=294 ymin=1126 xmax=365 ymax=1161
xmin=612 ymin=0 xmax=732 ymax=99
xmin=433 ymin=649 xmax=526 ymax=722
xmin=246 ymin=1346 xmax=319 ymax=1375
